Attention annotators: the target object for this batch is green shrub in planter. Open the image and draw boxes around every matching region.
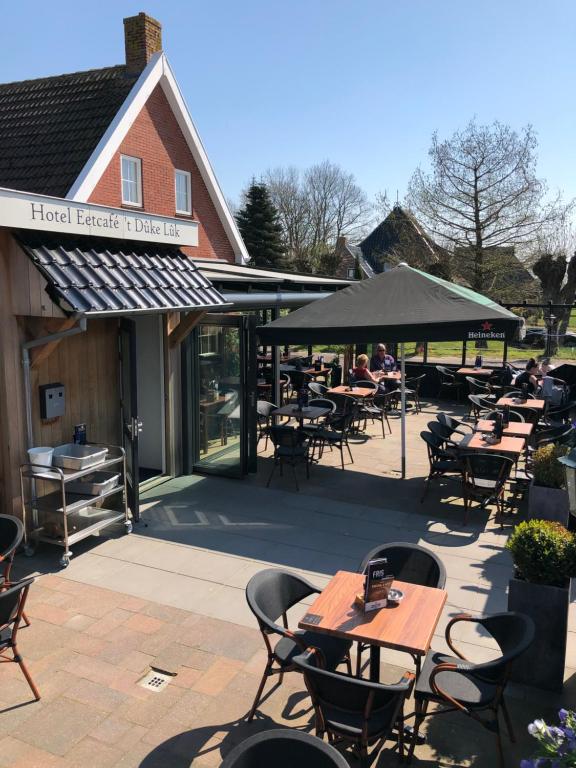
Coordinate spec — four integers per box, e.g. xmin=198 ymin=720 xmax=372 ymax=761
xmin=532 ymin=444 xmax=569 ymax=489
xmin=506 ymin=519 xmax=575 ymax=587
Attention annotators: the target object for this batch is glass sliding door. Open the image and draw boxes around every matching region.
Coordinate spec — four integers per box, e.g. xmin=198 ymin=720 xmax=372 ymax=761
xmin=182 ymin=314 xmax=256 ymax=477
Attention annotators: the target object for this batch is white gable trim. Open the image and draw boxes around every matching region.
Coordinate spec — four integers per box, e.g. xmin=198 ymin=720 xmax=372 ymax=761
xmin=66 ymin=53 xmax=249 ymax=265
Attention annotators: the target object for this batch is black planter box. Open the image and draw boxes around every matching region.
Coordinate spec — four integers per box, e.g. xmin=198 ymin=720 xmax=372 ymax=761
xmin=508 ymin=577 xmax=569 ymax=691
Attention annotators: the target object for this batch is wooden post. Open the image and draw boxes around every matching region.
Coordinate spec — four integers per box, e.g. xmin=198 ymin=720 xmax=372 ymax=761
xmin=169 ymin=311 xmax=205 ymax=347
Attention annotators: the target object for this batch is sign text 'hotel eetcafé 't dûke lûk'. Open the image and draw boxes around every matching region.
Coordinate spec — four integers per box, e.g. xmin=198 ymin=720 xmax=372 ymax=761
xmin=0 ymin=187 xmax=199 ymax=247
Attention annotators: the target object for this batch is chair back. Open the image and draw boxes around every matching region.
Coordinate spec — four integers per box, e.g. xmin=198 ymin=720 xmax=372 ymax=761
xmin=535 ymin=423 xmax=575 ymax=448
xmin=358 ymin=542 xmax=446 ymax=588
xmin=245 ymin=569 xmax=316 ymax=634
xmin=293 ymin=650 xmax=410 ymax=738
xmin=427 ymin=421 xmax=453 ymax=444
xmin=0 ymin=578 xmax=33 ymax=630
xmin=289 ymin=370 xmax=310 ymax=390
xmin=420 ymin=430 xmax=445 ymax=462
xmin=505 ymin=390 xmax=536 ymax=400
xmin=308 ymin=382 xmax=328 ymax=397
xmin=465 ymin=376 xmax=489 ymax=395
xmin=437 ymin=414 xmax=461 ymax=433
xmin=461 ymin=452 xmax=513 ymax=486
xmin=269 ymin=425 xmax=302 ymax=450
xmin=436 ymin=365 xmax=455 ymax=383
xmin=354 ymin=380 xmax=378 ymax=392
xmin=257 ymin=400 xmax=278 ymax=419
xmin=0 ymin=514 xmax=24 ymax=561
xmin=466 ymin=612 xmax=535 ymax=685
xmin=406 ymin=374 xmax=426 ymax=391
xmin=308 ymin=398 xmax=336 ymax=413
xmin=221 ymin=729 xmax=349 ymax=768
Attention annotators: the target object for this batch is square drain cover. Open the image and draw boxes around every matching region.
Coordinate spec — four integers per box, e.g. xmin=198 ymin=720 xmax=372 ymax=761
xmin=139 ymin=670 xmax=172 ymax=692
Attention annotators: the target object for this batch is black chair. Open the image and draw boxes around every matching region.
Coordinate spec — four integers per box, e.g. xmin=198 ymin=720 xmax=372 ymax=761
xmin=534 ymin=423 xmax=575 ymax=449
xmin=354 ymin=381 xmax=390 ymax=437
xmin=257 ymin=400 xmax=279 ymax=451
xmin=468 ymin=394 xmax=497 ymax=420
xmin=543 ymin=400 xmax=576 ymax=428
xmin=460 ymin=452 xmax=514 ymax=525
xmin=266 ymin=426 xmax=310 ymax=491
xmin=0 ymin=514 xmax=30 ymax=627
xmin=0 ymin=514 xmax=25 ymax=588
xmin=301 ymin=398 xmax=337 ymax=453
xmin=407 ymin=612 xmax=535 ymax=768
xmin=0 ymin=578 xmax=40 ymax=701
xmin=294 ymin=648 xmax=414 ymax=766
xmin=437 ymin=413 xmax=474 ymax=437
xmin=420 ymin=431 xmax=463 ymax=501
xmin=279 ymin=373 xmax=291 ymax=405
xmin=308 ymin=381 xmax=328 ymax=398
xmin=404 ymin=374 xmax=426 ymax=414
xmin=221 ymin=729 xmax=350 ymax=768
xmin=485 ymin=409 xmax=525 ymax=423
xmin=356 ymin=543 xmax=446 ymax=676
xmin=436 ymin=366 xmax=464 ymax=401
xmin=427 ymin=420 xmax=462 ymax=451
xmin=313 ymin=407 xmax=356 ymax=470
xmin=288 ymin=370 xmax=311 ymax=398
xmin=245 ymin=569 xmax=352 ymax=722
xmin=465 ymin=376 xmax=491 ymax=397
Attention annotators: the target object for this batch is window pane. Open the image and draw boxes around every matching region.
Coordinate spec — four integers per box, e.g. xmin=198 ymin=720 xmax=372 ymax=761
xmin=121 ymin=157 xmax=141 ymax=205
xmin=175 ymin=171 xmax=190 ymax=212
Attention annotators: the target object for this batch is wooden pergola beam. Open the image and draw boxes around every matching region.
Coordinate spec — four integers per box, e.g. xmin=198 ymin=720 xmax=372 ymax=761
xmin=169 ymin=310 xmax=205 ymax=347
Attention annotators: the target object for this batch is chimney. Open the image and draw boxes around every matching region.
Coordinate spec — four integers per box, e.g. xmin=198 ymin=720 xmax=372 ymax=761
xmin=123 ymin=12 xmax=162 ymax=73
xmin=336 ymin=236 xmax=347 ymax=253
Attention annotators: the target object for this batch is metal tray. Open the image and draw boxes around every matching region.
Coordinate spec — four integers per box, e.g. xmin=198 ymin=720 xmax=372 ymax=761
xmin=66 ymin=471 xmax=120 ymax=496
xmin=52 ymin=444 xmax=108 ymax=470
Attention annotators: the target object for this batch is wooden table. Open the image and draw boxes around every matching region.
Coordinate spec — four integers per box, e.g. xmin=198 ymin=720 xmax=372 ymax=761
xmin=299 ymin=570 xmax=447 ymax=681
xmin=303 ymin=367 xmax=331 ymax=379
xmin=475 ymin=419 xmax=534 ymax=438
xmin=273 ymin=404 xmax=331 ymax=428
xmin=327 ymin=386 xmax=373 ymax=398
xmin=460 ymin=432 xmax=526 ymax=456
xmin=376 ymin=371 xmax=402 ymax=382
xmin=496 ymin=397 xmax=546 ymax=412
xmin=457 ymin=367 xmax=494 ymax=377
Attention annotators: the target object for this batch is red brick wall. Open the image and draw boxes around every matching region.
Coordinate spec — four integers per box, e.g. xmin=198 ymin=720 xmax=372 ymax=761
xmin=89 ymin=84 xmax=236 ymax=262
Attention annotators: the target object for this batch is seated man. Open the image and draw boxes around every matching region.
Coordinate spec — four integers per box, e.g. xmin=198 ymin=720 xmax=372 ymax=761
xmin=370 ymin=344 xmax=395 ymax=372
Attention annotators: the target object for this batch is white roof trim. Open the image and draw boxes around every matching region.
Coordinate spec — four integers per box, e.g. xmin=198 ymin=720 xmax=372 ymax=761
xmin=66 ymin=52 xmax=249 ymax=265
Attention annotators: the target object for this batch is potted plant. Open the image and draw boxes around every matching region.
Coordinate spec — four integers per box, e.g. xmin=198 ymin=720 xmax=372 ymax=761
xmin=528 ymin=444 xmax=570 ymax=527
xmin=507 ymin=520 xmax=576 ymax=691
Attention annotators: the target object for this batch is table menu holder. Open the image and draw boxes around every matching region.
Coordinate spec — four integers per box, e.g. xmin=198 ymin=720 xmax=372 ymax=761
xmin=363 ymin=558 xmax=394 ymax=612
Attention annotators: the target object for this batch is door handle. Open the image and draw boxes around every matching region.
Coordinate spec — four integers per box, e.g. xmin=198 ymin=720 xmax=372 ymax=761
xmin=126 ymin=418 xmax=143 ymax=437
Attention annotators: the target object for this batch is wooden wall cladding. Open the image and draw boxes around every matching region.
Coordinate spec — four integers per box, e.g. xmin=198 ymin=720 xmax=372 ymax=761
xmin=31 ymin=318 xmax=120 ymax=448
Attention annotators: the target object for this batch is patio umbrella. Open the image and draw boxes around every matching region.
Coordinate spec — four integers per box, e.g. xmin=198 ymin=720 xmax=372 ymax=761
xmin=257 ymin=264 xmax=522 ymax=477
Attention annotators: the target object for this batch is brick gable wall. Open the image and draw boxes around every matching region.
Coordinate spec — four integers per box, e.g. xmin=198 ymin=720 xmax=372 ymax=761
xmin=89 ymin=84 xmax=236 ymax=261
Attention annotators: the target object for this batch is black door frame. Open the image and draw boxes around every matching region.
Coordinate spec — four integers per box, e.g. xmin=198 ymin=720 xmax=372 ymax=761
xmin=182 ymin=313 xmax=257 ymax=478
xmin=119 ymin=318 xmax=140 ymax=521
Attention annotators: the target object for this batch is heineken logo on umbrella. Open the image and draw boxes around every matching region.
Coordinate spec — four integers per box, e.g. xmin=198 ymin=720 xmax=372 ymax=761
xmin=468 ymin=321 xmax=505 ymax=340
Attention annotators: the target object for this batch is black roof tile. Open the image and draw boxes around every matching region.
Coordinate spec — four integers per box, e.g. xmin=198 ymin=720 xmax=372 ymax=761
xmin=16 ymin=232 xmax=228 ymax=315
xmin=0 ymin=65 xmax=138 ymax=197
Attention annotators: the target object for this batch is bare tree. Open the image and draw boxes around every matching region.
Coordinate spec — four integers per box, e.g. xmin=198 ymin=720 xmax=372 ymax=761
xmin=530 ymin=211 xmax=576 ymax=353
xmin=407 ymin=120 xmax=561 ymax=293
xmin=265 ymin=161 xmax=372 ymax=274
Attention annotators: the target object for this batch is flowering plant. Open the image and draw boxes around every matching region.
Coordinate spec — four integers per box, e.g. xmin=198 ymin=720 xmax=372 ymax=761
xmin=521 ymin=709 xmax=576 ymax=767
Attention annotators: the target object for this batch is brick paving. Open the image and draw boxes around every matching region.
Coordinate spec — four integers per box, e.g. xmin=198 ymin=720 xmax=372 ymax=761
xmin=2 ymin=402 xmax=573 ymax=766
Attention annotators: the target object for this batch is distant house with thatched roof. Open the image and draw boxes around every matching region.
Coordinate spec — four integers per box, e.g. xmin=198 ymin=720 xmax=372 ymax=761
xmin=452 ymin=246 xmax=540 ymax=304
xmin=333 ymin=205 xmax=450 ymax=280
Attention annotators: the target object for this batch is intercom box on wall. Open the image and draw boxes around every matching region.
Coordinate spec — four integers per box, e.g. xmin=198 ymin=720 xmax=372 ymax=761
xmin=39 ymin=383 xmax=65 ymax=419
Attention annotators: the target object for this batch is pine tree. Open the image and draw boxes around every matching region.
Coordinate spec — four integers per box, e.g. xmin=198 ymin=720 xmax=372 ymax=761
xmin=235 ymin=181 xmax=286 ymax=268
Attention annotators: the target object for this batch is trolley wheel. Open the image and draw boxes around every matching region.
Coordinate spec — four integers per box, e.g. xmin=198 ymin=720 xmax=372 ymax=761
xmin=125 ymin=521 xmax=133 ymax=534
xmin=24 ymin=544 xmax=36 ymax=558
xmin=59 ymin=555 xmax=71 ymax=568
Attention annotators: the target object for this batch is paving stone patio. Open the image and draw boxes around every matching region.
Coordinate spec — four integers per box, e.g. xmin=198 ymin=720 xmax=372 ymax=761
xmin=5 ymin=400 xmax=574 ymax=766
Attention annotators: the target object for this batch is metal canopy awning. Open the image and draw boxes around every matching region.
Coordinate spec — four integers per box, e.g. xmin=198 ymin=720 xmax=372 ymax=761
xmin=17 ymin=232 xmax=228 ymax=317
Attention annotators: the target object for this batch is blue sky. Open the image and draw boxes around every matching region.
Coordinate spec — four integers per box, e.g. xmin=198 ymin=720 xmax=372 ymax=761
xmin=2 ymin=1 xmax=575 ymax=208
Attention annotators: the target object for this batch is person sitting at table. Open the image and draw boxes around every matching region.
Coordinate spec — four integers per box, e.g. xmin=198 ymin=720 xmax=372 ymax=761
xmin=352 ymin=354 xmax=388 ymax=393
xmin=514 ymin=358 xmax=539 ymax=394
xmin=370 ymin=344 xmax=395 ymax=372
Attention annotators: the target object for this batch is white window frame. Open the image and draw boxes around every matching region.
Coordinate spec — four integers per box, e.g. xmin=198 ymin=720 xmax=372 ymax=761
xmin=120 ymin=155 xmax=142 ymax=207
xmin=347 ymin=267 xmax=356 ymax=279
xmin=175 ymin=169 xmax=192 ymax=215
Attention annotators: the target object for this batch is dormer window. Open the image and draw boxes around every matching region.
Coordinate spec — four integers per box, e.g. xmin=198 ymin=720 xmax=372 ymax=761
xmin=121 ymin=155 xmax=142 ymax=207
xmin=175 ymin=169 xmax=192 ymax=215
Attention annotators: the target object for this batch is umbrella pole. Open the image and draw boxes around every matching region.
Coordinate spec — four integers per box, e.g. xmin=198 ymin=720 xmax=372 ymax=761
xmin=400 ymin=342 xmax=406 ymax=479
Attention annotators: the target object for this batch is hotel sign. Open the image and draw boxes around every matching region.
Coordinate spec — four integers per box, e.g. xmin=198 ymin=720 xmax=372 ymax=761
xmin=0 ymin=187 xmax=198 ymax=247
